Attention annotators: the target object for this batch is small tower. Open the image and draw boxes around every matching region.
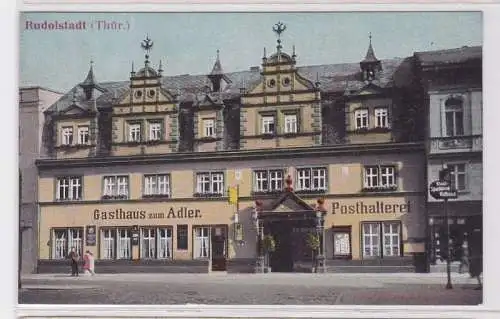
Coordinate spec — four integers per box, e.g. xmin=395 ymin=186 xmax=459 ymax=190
xmin=360 ymin=33 xmax=382 ymax=82
xmin=207 ymin=50 xmax=226 ymax=92
xmin=80 ymin=60 xmax=97 ymax=100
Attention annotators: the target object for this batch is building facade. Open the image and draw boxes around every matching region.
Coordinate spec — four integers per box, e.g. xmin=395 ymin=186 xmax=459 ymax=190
xmin=35 ymin=27 xmax=473 ymax=273
xmin=19 ymin=86 xmax=63 ymax=273
xmin=414 ymin=46 xmax=482 ymax=264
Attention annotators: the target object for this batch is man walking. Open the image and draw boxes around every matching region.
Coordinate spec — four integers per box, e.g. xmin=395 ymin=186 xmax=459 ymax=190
xmin=68 ymin=247 xmax=80 ymax=277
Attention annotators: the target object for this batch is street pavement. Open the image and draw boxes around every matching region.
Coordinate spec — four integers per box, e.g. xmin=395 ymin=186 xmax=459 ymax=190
xmin=19 ymin=272 xmax=483 ymax=305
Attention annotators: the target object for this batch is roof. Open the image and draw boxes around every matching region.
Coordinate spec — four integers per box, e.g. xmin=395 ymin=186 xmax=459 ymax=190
xmin=414 ymin=45 xmax=482 ymax=66
xmin=46 ymin=45 xmax=479 ymax=114
xmin=361 ymin=42 xmax=379 ymax=64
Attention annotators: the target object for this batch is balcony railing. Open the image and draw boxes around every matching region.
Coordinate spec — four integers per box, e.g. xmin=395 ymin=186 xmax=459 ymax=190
xmin=429 ymin=135 xmax=482 ymax=154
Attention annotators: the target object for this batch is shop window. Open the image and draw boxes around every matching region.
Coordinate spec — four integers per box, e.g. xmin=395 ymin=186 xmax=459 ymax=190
xmin=362 ymin=221 xmax=401 ymax=258
xmin=52 ymin=228 xmax=83 ymax=260
xmin=193 ymin=226 xmax=210 ymax=259
xmin=177 ymin=224 xmax=188 ymax=250
xmin=296 ymin=167 xmax=327 ymax=192
xmin=354 ymin=109 xmax=368 ymax=129
xmin=101 ymin=229 xmax=115 ymax=259
xmin=253 ymin=169 xmax=284 ymax=193
xmin=144 ymin=174 xmax=171 ymax=197
xmin=363 ymin=165 xmax=397 ymax=190
xmin=102 ymin=175 xmax=129 ymax=199
xmin=195 ymin=171 xmax=224 ymax=196
xmin=56 ymin=176 xmax=82 ymax=201
xmin=332 ymin=226 xmax=352 ymax=259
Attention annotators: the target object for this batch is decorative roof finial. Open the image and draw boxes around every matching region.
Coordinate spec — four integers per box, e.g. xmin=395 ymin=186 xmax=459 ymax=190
xmin=158 ymin=59 xmax=163 ymax=75
xmin=72 ymin=89 xmax=77 ymax=105
xmin=262 ymin=47 xmax=267 ymax=63
xmin=369 ymin=32 xmax=372 ymax=45
xmin=272 ymin=21 xmax=286 ymax=52
xmin=292 ymin=44 xmax=296 ymax=59
xmin=285 ymin=174 xmax=293 ymax=192
xmin=141 ymin=35 xmax=154 ymax=66
xmin=315 ymin=72 xmax=320 ymax=88
xmin=131 ymin=61 xmax=135 ymax=76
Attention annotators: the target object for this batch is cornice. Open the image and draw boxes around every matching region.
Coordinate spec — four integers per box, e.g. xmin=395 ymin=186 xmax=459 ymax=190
xmin=36 ymin=141 xmax=425 ymax=170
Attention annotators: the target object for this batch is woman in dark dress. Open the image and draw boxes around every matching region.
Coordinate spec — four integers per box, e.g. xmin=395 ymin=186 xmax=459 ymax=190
xmin=467 ymin=230 xmax=482 ymax=290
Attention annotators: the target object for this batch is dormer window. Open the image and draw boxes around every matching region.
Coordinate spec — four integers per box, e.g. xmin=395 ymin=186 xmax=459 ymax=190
xmin=354 ymin=109 xmax=369 ymax=130
xmin=61 ymin=127 xmax=73 ymax=145
xmin=375 ymin=108 xmax=389 ymax=128
xmin=77 ymin=126 xmax=90 ymax=145
xmin=262 ymin=115 xmax=275 ymax=134
xmin=128 ymin=123 xmax=141 ymax=142
xmin=203 ymin=118 xmax=215 ymax=138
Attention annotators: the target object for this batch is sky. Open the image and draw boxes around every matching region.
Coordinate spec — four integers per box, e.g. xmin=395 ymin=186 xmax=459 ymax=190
xmin=19 ymin=12 xmax=482 ymax=93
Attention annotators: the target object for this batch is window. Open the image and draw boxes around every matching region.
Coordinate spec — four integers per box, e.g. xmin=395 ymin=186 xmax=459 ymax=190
xmin=374 ymin=108 xmax=389 ymax=128
xmin=253 ymin=169 xmax=284 ymax=192
xmin=103 ymin=176 xmax=129 ymax=198
xmin=116 ymin=228 xmax=131 ymax=259
xmin=61 ymin=127 xmax=73 ymax=145
xmin=52 ymin=228 xmax=82 ymax=260
xmin=296 ymin=167 xmax=327 ymax=192
xmin=364 ymin=166 xmax=396 ymax=189
xmin=447 ymin=163 xmax=467 ymax=191
xmin=56 ymin=176 xmax=82 ymax=200
xmin=77 ymin=126 xmax=90 ymax=145
xmin=362 ymin=222 xmax=401 ymax=258
xmin=128 ymin=123 xmax=141 ymax=142
xmin=149 ymin=122 xmax=162 ymax=141
xmin=177 ymin=225 xmax=188 ymax=250
xmin=144 ymin=174 xmax=170 ymax=197
xmin=141 ymin=228 xmax=156 ymax=259
xmin=203 ymin=119 xmax=215 ymax=138
xmin=196 ymin=172 xmax=224 ymax=195
xmin=193 ymin=227 xmax=210 ymax=259
xmin=101 ymin=229 xmax=115 ymax=259
xmin=158 ymin=228 xmax=173 ymax=259
xmin=284 ymin=114 xmax=298 ymax=134
xmin=354 ymin=109 xmax=368 ymax=129
xmin=444 ymin=97 xmax=464 ymax=137
xmin=261 ymin=115 xmax=275 ymax=134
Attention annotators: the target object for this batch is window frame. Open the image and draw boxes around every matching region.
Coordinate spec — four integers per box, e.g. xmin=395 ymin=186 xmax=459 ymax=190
xmin=363 ymin=165 xmax=397 ymax=190
xmin=77 ymin=125 xmax=90 ymax=145
xmin=128 ymin=122 xmax=142 ymax=143
xmin=354 ymin=109 xmax=369 ymax=130
xmin=295 ymin=167 xmax=328 ymax=193
xmin=55 ymin=176 xmax=83 ymax=201
xmin=443 ymin=97 xmax=465 ymax=137
xmin=202 ymin=118 xmax=216 ymax=138
xmin=61 ymin=126 xmax=74 ymax=146
xmin=284 ymin=113 xmax=298 ymax=134
xmin=193 ymin=226 xmax=211 ymax=259
xmin=374 ymin=107 xmax=389 ymax=128
xmin=252 ymin=169 xmax=284 ymax=193
xmin=102 ymin=175 xmax=130 ymax=199
xmin=177 ymin=224 xmax=189 ymax=250
xmin=51 ymin=227 xmax=83 ymax=260
xmin=446 ymin=163 xmax=468 ymax=192
xmin=361 ymin=221 xmax=402 ymax=259
xmin=143 ymin=174 xmax=171 ymax=197
xmin=261 ymin=115 xmax=276 ymax=135
xmin=195 ymin=171 xmax=225 ymax=196
xmin=148 ymin=121 xmax=163 ymax=141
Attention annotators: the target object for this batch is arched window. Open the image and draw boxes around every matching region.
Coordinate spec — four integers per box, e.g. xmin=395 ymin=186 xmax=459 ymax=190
xmin=444 ymin=97 xmax=464 ymax=136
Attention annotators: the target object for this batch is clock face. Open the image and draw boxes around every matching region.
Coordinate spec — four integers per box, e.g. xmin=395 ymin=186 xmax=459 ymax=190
xmin=268 ymin=79 xmax=276 ymax=88
xmin=134 ymin=90 xmax=143 ymax=99
xmin=148 ymin=89 xmax=156 ymax=98
xmin=282 ymin=77 xmax=291 ymax=87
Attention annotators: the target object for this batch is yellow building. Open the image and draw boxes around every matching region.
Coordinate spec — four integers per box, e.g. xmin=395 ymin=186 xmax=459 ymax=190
xmin=36 ymin=27 xmax=427 ymax=273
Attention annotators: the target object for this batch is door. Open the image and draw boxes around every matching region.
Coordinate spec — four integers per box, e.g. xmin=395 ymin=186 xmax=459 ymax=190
xmin=211 ymin=226 xmax=227 ymax=271
xmin=269 ymin=221 xmax=294 ymax=272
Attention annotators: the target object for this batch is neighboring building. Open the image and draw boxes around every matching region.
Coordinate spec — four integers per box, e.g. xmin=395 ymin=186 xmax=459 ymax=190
xmin=36 ymin=28 xmax=435 ymax=273
xmin=414 ymin=46 xmax=482 ymax=264
xmin=19 ymin=86 xmax=63 ymax=273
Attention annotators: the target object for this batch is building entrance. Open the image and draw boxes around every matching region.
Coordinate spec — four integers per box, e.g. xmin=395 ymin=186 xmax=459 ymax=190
xmin=211 ymin=226 xmax=227 ymax=271
xmin=268 ymin=221 xmax=294 ymax=272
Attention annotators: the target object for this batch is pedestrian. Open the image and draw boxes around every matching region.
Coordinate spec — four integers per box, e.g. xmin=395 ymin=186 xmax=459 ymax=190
xmin=468 ymin=231 xmax=482 ymax=290
xmin=68 ymin=247 xmax=80 ymax=277
xmin=458 ymin=234 xmax=470 ymax=274
xmin=83 ymin=250 xmax=91 ymax=276
xmin=88 ymin=250 xmax=96 ymax=275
